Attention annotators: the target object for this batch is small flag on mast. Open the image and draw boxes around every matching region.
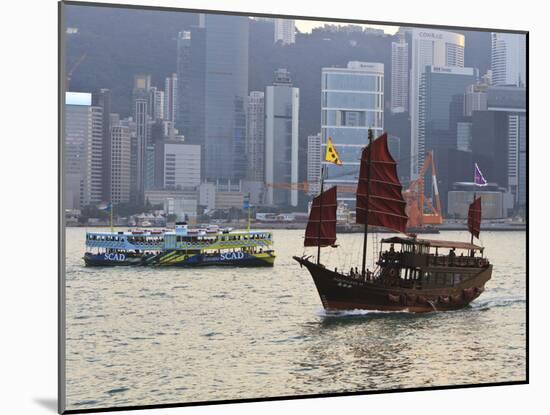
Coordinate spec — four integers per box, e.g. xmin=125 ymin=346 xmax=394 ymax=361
xmin=474 ymin=163 xmax=488 ymax=187
xmin=325 ymin=137 xmax=342 ymax=166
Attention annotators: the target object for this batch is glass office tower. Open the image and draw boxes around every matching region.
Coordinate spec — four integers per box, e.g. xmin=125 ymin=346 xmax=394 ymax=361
xmin=321 ymin=61 xmax=384 ymax=205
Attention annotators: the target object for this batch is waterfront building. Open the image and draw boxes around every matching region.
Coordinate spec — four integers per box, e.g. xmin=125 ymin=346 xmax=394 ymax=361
xmin=306 ymin=133 xmax=322 ymax=196
xmin=163 ymin=140 xmax=201 ymax=189
xmin=265 ymin=68 xmax=300 ymax=207
xmin=65 ymin=92 xmax=103 ymax=209
xmin=491 ymin=32 xmax=526 ymax=87
xmin=274 ymin=18 xmax=295 ymax=44
xmin=246 ymin=91 xmax=265 ymax=182
xmin=321 ymin=61 xmax=384 ymax=205
xmin=448 ymin=182 xmax=510 ymax=219
xmin=410 ymin=29 xmax=465 ymax=179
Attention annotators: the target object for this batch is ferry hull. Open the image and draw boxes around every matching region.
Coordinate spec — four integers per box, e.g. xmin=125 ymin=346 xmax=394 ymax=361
xmin=83 ymin=252 xmax=149 ymax=266
xmin=147 ymin=251 xmax=275 ymax=267
xmin=293 ymin=256 xmax=492 ymax=313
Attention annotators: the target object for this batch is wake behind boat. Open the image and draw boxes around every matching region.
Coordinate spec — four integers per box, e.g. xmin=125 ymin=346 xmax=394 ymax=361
xmin=293 ymin=130 xmax=492 ymax=313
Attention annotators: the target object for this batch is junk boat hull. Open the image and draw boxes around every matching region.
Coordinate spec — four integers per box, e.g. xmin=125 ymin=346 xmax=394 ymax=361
xmin=293 ymin=256 xmax=492 ymax=312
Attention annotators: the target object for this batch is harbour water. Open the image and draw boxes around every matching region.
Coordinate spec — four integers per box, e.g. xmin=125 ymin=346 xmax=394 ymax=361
xmin=64 ymin=228 xmax=526 ymax=410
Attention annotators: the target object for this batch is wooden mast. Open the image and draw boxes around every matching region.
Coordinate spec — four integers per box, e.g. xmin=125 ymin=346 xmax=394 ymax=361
xmin=317 ymin=164 xmax=325 ymax=264
xmin=361 ymin=129 xmax=374 ymax=276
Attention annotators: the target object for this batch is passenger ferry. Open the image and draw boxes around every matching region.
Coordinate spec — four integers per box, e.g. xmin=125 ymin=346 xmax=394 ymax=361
xmin=84 ymin=229 xmax=165 ymax=266
xmin=84 ymin=222 xmax=276 ymax=267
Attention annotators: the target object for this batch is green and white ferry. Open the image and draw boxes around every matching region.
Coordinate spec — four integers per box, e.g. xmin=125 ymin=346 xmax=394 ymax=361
xmin=84 ymin=222 xmax=276 ymax=267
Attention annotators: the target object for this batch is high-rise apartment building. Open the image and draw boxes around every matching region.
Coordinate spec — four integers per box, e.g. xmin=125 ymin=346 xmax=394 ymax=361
xmin=265 ymin=69 xmax=300 ymax=207
xmin=321 ymin=61 xmax=384 ymax=205
xmin=164 ymin=73 xmax=178 ymax=123
xmin=64 ymin=92 xmax=103 ymax=209
xmin=246 ymin=91 xmax=265 ymax=182
xmin=92 ymin=88 xmax=112 ymax=202
xmin=148 ymin=87 xmax=164 ymax=121
xmin=491 ymin=32 xmax=526 ymax=87
xmin=306 ymin=133 xmax=322 ymax=196
xmin=110 ymin=124 xmax=131 ymax=204
xmin=410 ymin=29 xmax=465 ymax=179
xmin=274 ymin=19 xmax=295 ymax=45
xmin=391 ymin=32 xmax=409 ymax=113
xmin=176 ymin=30 xmax=191 ymax=132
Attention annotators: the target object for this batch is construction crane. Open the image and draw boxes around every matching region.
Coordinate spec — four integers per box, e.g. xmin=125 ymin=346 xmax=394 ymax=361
xmin=66 ymin=53 xmax=87 ymax=90
xmin=402 ymin=151 xmax=443 ymax=228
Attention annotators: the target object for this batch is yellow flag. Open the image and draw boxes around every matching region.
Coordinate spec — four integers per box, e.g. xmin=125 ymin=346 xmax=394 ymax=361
xmin=325 ymin=137 xmax=342 ymax=165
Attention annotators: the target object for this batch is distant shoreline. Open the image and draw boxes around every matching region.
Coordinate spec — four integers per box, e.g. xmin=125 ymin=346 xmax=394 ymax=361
xmin=66 ymin=222 xmax=526 ymax=232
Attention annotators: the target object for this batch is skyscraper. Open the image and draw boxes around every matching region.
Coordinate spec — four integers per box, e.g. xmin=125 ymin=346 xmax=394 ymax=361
xmin=307 ymin=133 xmax=322 ymax=196
xmin=132 ymin=74 xmax=151 ymax=202
xmin=265 ymin=69 xmax=300 ymax=207
xmin=274 ymin=19 xmax=295 ymax=45
xmin=391 ymin=31 xmax=409 ymax=113
xmin=148 ymin=87 xmax=164 ymax=121
xmin=164 ymin=73 xmax=178 ymax=123
xmin=321 ymin=61 xmax=384 ymax=205
xmin=410 ymin=29 xmax=465 ymax=179
xmin=92 ymin=88 xmax=112 ymax=202
xmin=246 ymin=91 xmax=265 ymax=182
xmin=176 ymin=30 xmax=191 ymax=132
xmin=110 ymin=124 xmax=131 ymax=204
xmin=65 ymin=92 xmax=103 ymax=209
xmin=202 ymin=14 xmax=249 ymax=181
xmin=491 ymin=32 xmax=526 ymax=87
xmin=418 ymin=66 xmax=477 ymax=208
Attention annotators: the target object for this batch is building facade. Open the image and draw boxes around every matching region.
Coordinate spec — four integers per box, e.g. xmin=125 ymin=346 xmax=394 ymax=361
xmin=246 ymin=91 xmax=265 ymax=182
xmin=164 ymin=73 xmax=178 ymax=124
xmin=410 ymin=29 xmax=465 ymax=179
xmin=321 ymin=61 xmax=384 ymax=205
xmin=110 ymin=125 xmax=131 ymax=204
xmin=390 ymin=34 xmax=409 ymax=113
xmin=306 ymin=133 xmax=322 ymax=196
xmin=203 ymin=14 xmax=249 ymax=181
xmin=163 ymin=141 xmax=201 ymax=189
xmin=274 ymin=18 xmax=295 ymax=45
xmin=491 ymin=32 xmax=527 ymax=87
xmin=265 ymin=69 xmax=300 ymax=207
xmin=64 ymin=92 xmax=103 ymax=209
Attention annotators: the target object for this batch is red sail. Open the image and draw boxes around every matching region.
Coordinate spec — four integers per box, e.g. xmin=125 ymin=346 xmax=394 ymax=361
xmin=356 ymin=133 xmax=408 ymax=233
xmin=468 ymin=197 xmax=482 ymax=239
xmin=304 ymin=186 xmax=337 ymax=247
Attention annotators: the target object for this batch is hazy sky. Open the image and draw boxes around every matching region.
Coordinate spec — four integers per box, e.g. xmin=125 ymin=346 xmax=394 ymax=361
xmin=295 ymin=20 xmax=399 ymax=34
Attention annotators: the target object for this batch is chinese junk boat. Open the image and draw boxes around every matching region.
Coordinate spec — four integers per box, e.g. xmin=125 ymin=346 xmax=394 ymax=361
xmin=293 ymin=131 xmax=492 ymax=312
